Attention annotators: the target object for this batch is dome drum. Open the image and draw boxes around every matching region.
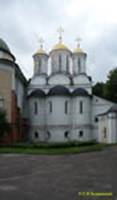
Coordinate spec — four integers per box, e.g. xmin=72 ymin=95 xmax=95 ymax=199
xmin=33 ymin=53 xmax=48 ymax=75
xmin=50 ymin=47 xmax=71 ymax=74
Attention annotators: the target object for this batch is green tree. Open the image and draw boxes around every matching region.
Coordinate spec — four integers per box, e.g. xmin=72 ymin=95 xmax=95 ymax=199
xmin=0 ymin=109 xmax=11 ymax=139
xmin=93 ymin=82 xmax=105 ymax=98
xmin=104 ymin=68 xmax=117 ymax=102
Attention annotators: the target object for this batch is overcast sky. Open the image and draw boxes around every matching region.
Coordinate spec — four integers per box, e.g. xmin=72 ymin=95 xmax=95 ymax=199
xmin=0 ymin=0 xmax=117 ymax=83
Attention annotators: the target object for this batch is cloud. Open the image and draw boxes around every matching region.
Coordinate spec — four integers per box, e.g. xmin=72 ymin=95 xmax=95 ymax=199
xmin=0 ymin=0 xmax=117 ymax=81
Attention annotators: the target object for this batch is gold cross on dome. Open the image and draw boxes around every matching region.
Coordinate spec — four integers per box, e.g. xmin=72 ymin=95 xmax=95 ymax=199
xmin=57 ymin=26 xmax=64 ymax=43
xmin=76 ymin=37 xmax=82 ymax=48
xmin=38 ymin=37 xmax=44 ymax=49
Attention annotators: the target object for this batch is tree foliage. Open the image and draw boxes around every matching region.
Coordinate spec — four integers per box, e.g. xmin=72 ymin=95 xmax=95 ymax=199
xmin=92 ymin=82 xmax=105 ymax=98
xmin=0 ymin=109 xmax=11 ymax=139
xmin=104 ymin=68 xmax=117 ymax=102
xmin=93 ymin=67 xmax=117 ymax=103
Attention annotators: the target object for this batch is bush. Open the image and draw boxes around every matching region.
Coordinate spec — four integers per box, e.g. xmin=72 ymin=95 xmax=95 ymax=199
xmin=0 ymin=109 xmax=11 ymax=139
xmin=1 ymin=140 xmax=98 ymax=149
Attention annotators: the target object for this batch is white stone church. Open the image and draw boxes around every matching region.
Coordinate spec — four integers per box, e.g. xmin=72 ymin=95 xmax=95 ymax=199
xmin=28 ymin=31 xmax=117 ymax=144
xmin=0 ymin=30 xmax=117 ymax=144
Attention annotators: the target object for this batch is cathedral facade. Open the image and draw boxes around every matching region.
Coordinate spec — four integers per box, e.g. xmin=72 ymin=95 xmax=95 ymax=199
xmin=0 ymin=32 xmax=117 ymax=144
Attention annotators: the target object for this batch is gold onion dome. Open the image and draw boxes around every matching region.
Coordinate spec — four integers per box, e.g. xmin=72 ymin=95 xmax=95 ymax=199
xmin=74 ymin=47 xmax=85 ymax=54
xmin=74 ymin=37 xmax=86 ymax=54
xmin=52 ymin=42 xmax=70 ymax=51
xmin=51 ymin=26 xmax=70 ymax=52
xmin=35 ymin=48 xmax=47 ymax=55
xmin=35 ymin=37 xmax=48 ymax=56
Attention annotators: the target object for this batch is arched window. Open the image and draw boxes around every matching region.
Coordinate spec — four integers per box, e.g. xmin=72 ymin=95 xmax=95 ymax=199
xmin=48 ymin=101 xmax=52 ymax=113
xmin=66 ymin=55 xmax=69 ymax=72
xmin=79 ymin=101 xmax=83 ymax=114
xmin=46 ymin=131 xmax=51 ymax=140
xmin=78 ymin=58 xmax=81 ymax=73
xmin=48 ymin=57 xmax=52 ymax=75
xmin=79 ymin=130 xmax=83 ymax=137
xmin=103 ymin=127 xmax=107 ymax=138
xmin=34 ymin=132 xmax=39 ymax=138
xmin=95 ymin=117 xmax=98 ymax=122
xmin=38 ymin=58 xmax=42 ymax=72
xmin=65 ymin=101 xmax=68 ymax=114
xmin=34 ymin=102 xmax=38 ymax=115
xmin=59 ymin=54 xmax=62 ymax=71
xmin=64 ymin=131 xmax=69 ymax=138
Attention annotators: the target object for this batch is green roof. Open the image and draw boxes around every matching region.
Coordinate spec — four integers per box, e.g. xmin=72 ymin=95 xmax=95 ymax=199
xmin=0 ymin=38 xmax=10 ymax=53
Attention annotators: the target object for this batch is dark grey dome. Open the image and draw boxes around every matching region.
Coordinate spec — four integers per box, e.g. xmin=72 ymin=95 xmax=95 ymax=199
xmin=0 ymin=38 xmax=10 ymax=53
xmin=48 ymin=85 xmax=70 ymax=96
xmin=28 ymin=89 xmax=45 ymax=97
xmin=0 ymin=38 xmax=15 ymax=61
xmin=72 ymin=88 xmax=89 ymax=96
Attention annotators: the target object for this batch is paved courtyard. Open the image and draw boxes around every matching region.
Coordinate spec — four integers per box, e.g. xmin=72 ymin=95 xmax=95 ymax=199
xmin=0 ymin=147 xmax=116 ymax=200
